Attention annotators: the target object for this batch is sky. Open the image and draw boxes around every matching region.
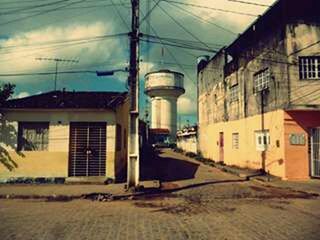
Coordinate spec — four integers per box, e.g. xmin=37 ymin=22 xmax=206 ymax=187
xmin=0 ymin=0 xmax=277 ymax=126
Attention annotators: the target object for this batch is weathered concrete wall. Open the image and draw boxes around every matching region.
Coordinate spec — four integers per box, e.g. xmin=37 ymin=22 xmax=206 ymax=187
xmin=286 ymin=23 xmax=320 ymax=107
xmin=0 ymin=110 xmax=121 ymax=179
xmin=177 ymin=134 xmax=197 ymax=154
xmin=198 ymin=50 xmax=226 ymax=128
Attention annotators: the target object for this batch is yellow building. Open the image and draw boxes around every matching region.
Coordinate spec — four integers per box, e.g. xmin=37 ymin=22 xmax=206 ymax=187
xmin=0 ymin=90 xmax=129 ymax=182
xmin=198 ymin=0 xmax=320 ymax=180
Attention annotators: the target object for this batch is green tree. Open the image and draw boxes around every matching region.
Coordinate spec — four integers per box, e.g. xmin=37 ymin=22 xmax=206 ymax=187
xmin=0 ymin=83 xmax=20 ymax=171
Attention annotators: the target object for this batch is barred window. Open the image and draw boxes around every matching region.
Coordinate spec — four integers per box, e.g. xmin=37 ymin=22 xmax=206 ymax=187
xmin=254 ymin=68 xmax=270 ymax=92
xmin=299 ymin=56 xmax=320 ymax=80
xmin=230 ymin=84 xmax=239 ymax=102
xmin=18 ymin=122 xmax=49 ymax=151
xmin=232 ymin=133 xmax=239 ymax=149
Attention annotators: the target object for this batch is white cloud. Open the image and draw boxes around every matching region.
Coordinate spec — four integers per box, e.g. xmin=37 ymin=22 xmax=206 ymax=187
xmin=178 ymin=96 xmax=197 ymax=115
xmin=0 ymin=22 xmax=120 ymax=81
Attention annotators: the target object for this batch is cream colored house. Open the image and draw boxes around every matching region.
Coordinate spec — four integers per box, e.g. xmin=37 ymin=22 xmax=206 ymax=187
xmin=0 ymin=90 xmax=129 ymax=182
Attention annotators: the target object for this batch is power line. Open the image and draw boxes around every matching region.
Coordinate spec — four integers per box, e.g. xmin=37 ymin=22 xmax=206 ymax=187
xmin=140 ymin=6 xmax=197 ymax=87
xmin=139 ymin=0 xmax=161 ymax=25
xmin=289 ymin=40 xmax=320 ymax=56
xmin=0 ymin=0 xmax=86 ymax=26
xmin=0 ymin=3 xmax=130 ymax=14
xmin=0 ymin=33 xmax=128 ymax=51
xmin=164 ymin=0 xmax=237 ymax=36
xmin=0 ymin=70 xmax=97 ymax=77
xmin=110 ymin=0 xmax=130 ymax=31
xmin=0 ymin=0 xmax=69 ymax=15
xmin=155 ymin=1 xmax=211 ymax=49
xmin=227 ymin=0 xmax=270 ymax=7
xmin=162 ymin=0 xmax=259 ymax=17
xmin=140 ymin=38 xmax=217 ymax=52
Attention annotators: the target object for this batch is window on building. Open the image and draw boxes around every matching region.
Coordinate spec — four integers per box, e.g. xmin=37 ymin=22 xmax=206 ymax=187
xmin=230 ymin=84 xmax=239 ymax=102
xmin=116 ymin=124 xmax=122 ymax=151
xmin=255 ymin=130 xmax=270 ymax=151
xmin=18 ymin=122 xmax=49 ymax=151
xmin=232 ymin=133 xmax=239 ymax=149
xmin=254 ymin=68 xmax=270 ymax=92
xmin=299 ymin=56 xmax=320 ymax=80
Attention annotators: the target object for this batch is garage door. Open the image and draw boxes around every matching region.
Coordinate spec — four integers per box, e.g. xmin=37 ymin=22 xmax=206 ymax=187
xmin=69 ymin=122 xmax=106 ymax=177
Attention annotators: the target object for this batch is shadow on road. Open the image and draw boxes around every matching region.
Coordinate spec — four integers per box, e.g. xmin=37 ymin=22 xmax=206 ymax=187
xmin=140 ymin=147 xmax=199 ymax=182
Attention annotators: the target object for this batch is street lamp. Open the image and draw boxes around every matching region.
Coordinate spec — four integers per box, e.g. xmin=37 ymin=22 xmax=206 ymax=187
xmin=96 ymin=68 xmax=128 ymax=77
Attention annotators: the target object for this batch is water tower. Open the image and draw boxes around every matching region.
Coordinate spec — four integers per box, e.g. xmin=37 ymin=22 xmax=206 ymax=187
xmin=145 ymin=69 xmax=185 ymax=142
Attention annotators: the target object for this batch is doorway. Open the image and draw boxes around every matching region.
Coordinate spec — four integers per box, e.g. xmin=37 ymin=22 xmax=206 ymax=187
xmin=219 ymin=132 xmax=224 ymax=163
xmin=311 ymin=128 xmax=320 ymax=177
xmin=68 ymin=122 xmax=106 ymax=177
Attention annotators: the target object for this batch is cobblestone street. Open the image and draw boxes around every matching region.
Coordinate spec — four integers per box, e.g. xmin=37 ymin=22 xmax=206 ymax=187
xmin=1 ymin=149 xmax=320 ymax=240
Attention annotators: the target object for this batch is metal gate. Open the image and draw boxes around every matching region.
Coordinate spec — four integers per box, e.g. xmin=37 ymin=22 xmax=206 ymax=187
xmin=311 ymin=128 xmax=320 ymax=177
xmin=69 ymin=122 xmax=106 ymax=177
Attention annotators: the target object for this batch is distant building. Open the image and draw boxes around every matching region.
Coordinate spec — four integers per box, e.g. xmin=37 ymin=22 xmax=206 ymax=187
xmin=0 ymin=91 xmax=128 ymax=182
xmin=177 ymin=126 xmax=197 ymax=154
xmin=198 ymin=0 xmax=320 ymax=180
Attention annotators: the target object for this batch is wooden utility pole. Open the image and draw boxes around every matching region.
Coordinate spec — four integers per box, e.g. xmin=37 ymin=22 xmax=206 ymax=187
xmin=127 ymin=0 xmax=140 ymax=189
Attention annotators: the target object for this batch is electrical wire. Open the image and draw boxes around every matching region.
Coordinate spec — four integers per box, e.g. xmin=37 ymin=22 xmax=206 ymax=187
xmin=155 ymin=1 xmax=211 ymax=49
xmin=162 ymin=0 xmax=259 ymax=17
xmin=0 ymin=0 xmax=69 ymax=15
xmin=163 ymin=0 xmax=237 ymax=36
xmin=139 ymin=0 xmax=161 ymax=25
xmin=227 ymin=0 xmax=270 ymax=7
xmin=0 ymin=0 xmax=86 ymax=26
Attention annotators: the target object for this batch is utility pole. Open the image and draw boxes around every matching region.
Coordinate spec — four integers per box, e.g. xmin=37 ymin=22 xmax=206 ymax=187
xmin=36 ymin=57 xmax=79 ymax=90
xmin=127 ymin=0 xmax=140 ymax=189
xmin=260 ymin=89 xmax=266 ymax=173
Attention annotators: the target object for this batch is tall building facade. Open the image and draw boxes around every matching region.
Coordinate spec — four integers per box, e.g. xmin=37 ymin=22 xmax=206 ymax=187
xmin=198 ymin=0 xmax=320 ymax=180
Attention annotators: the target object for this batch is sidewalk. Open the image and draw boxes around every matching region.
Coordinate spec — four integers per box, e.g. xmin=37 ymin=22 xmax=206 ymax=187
xmin=0 ymin=183 xmax=128 ymax=200
xmin=0 ymin=148 xmax=243 ymax=200
xmin=1 ymin=148 xmax=319 ymax=200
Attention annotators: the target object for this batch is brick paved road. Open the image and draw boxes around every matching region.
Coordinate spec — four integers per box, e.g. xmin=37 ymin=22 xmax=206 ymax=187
xmin=1 ymin=149 xmax=319 ymax=240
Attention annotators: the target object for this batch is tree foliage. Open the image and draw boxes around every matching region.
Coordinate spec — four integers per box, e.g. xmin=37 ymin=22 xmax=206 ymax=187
xmin=0 ymin=83 xmax=20 ymax=171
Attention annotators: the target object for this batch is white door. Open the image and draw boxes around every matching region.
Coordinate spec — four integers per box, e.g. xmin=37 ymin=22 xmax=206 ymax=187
xmin=311 ymin=128 xmax=320 ymax=177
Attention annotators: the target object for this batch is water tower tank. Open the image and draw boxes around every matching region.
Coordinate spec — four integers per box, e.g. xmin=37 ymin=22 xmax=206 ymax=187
xmin=145 ymin=69 xmax=185 ymax=142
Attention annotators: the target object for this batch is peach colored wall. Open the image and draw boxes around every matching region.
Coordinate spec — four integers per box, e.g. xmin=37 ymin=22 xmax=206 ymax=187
xmin=198 ymin=109 xmax=286 ymax=178
xmin=284 ymin=111 xmax=320 ymax=180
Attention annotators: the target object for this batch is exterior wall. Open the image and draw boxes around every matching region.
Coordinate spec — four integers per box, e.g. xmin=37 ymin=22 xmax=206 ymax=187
xmin=177 ymin=134 xmax=197 ymax=154
xmin=198 ymin=50 xmax=226 ymax=126
xmin=198 ymin=19 xmax=320 ymax=179
xmin=198 ymin=110 xmax=286 ymax=178
xmin=0 ymin=109 xmax=121 ymax=180
xmin=225 ymin=26 xmax=289 ymax=119
xmin=286 ymin=23 xmax=320 ymax=107
xmin=284 ymin=110 xmax=320 ymax=180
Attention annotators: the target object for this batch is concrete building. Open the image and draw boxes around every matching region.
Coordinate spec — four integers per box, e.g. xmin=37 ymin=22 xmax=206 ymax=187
xmin=177 ymin=126 xmax=197 ymax=154
xmin=145 ymin=69 xmax=185 ymax=142
xmin=0 ymin=91 xmax=128 ymax=182
xmin=198 ymin=0 xmax=320 ymax=180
